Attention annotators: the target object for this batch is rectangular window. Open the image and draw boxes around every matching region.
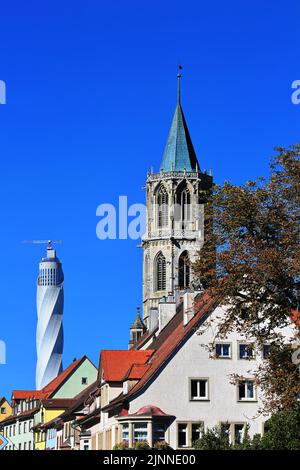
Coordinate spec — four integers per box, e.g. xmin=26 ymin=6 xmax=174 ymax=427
xmin=133 ymin=422 xmax=148 ymax=442
xmin=239 ymin=343 xmax=254 ymax=359
xmin=234 ymin=424 xmax=245 ymax=444
xmin=238 ymin=380 xmax=255 ymax=401
xmin=153 ymin=423 xmax=166 ymax=443
xmin=220 ymin=422 xmax=246 ymax=445
xmin=81 ymin=377 xmax=88 ymax=385
xmin=215 ymin=343 xmax=231 ymax=358
xmin=263 ymin=344 xmax=270 ymax=359
xmin=1 ymin=407 xmax=6 ymax=414
xmin=121 ymin=423 xmax=129 ymax=444
xmin=191 ymin=423 xmax=202 ymax=445
xmin=190 ymin=379 xmax=209 ymax=400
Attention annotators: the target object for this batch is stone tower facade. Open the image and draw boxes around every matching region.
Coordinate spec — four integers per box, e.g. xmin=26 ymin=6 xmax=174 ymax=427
xmin=142 ymin=74 xmax=213 ymax=326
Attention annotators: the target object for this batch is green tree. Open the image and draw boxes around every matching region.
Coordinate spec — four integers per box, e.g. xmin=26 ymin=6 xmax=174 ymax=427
xmin=194 ymin=144 xmax=300 ymax=411
xmin=260 ymin=404 xmax=300 ymax=450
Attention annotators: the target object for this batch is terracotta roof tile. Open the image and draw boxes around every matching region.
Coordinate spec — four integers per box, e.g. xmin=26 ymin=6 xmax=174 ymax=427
xmin=103 ymin=292 xmax=218 ymax=411
xmin=11 ymin=356 xmax=87 ymax=404
xmin=100 ymin=350 xmax=154 ymax=382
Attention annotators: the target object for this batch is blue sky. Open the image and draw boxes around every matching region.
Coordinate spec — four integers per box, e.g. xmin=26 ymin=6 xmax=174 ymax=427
xmin=0 ymin=0 xmax=299 ymax=399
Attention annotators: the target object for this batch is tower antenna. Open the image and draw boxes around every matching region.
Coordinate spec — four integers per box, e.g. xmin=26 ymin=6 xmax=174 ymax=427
xmin=22 ymin=240 xmax=63 ymax=248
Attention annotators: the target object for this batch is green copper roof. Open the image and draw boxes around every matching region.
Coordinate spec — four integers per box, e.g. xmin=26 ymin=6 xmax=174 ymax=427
xmin=160 ymin=102 xmax=199 ymax=172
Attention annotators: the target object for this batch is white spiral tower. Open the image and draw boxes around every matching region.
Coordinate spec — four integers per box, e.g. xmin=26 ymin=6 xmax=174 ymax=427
xmin=36 ymin=241 xmax=64 ymax=390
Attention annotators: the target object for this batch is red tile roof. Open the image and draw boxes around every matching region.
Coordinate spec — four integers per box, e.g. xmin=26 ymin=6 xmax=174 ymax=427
xmin=103 ymin=292 xmax=219 ymax=411
xmin=124 ymin=364 xmax=150 ymax=380
xmin=12 ymin=390 xmax=47 ymax=401
xmin=41 ymin=357 xmax=86 ymax=397
xmin=100 ymin=350 xmax=154 ymax=382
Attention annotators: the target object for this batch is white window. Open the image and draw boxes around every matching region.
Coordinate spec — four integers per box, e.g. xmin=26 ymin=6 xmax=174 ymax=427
xmin=121 ymin=423 xmax=129 ymax=445
xmin=133 ymin=422 xmax=148 ymax=442
xmin=153 ymin=423 xmax=167 ymax=444
xmin=190 ymin=378 xmax=209 ymax=400
xmin=234 ymin=424 xmax=245 ymax=444
xmin=238 ymin=380 xmax=256 ymax=401
xmin=215 ymin=343 xmax=231 ymax=358
xmin=220 ymin=422 xmax=246 ymax=444
xmin=177 ymin=422 xmax=203 ymax=448
xmin=239 ymin=343 xmax=254 ymax=359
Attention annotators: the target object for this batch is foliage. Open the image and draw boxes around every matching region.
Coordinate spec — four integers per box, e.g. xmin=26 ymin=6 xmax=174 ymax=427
xmin=113 ymin=441 xmax=128 ymax=450
xmin=153 ymin=440 xmax=172 ymax=450
xmin=194 ymin=405 xmax=300 ymax=450
xmin=194 ymin=426 xmax=230 ymax=450
xmin=133 ymin=440 xmax=150 ymax=450
xmin=260 ymin=403 xmax=300 ymax=450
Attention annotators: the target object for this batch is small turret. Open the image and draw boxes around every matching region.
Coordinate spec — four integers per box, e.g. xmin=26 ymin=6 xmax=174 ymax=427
xmin=128 ymin=306 xmax=146 ymax=349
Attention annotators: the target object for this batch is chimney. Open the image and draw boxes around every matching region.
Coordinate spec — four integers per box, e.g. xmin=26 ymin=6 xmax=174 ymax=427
xmin=148 ymin=308 xmax=159 ymax=333
xmin=158 ymin=295 xmax=177 ymax=331
xmin=183 ymin=292 xmax=196 ymax=326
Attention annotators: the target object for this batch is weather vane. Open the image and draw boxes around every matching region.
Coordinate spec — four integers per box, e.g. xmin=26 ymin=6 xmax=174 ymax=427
xmin=177 ymin=65 xmax=183 ymax=103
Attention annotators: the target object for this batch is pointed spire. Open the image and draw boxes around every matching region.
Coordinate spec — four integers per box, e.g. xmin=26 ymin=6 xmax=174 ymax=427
xmin=159 ymin=68 xmax=200 ymax=173
xmin=130 ymin=306 xmax=145 ymax=330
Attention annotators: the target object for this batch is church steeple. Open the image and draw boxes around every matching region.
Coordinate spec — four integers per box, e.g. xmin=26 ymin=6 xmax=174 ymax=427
xmin=142 ymin=71 xmax=213 ymax=327
xmin=160 ymin=68 xmax=199 ymax=173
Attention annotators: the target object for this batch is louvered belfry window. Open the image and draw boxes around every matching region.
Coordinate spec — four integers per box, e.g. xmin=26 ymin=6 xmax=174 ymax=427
xmin=179 ymin=251 xmax=190 ymax=289
xmin=157 ymin=187 xmax=169 ymax=228
xmin=156 ymin=252 xmax=166 ymax=291
xmin=176 ymin=184 xmax=191 ymax=228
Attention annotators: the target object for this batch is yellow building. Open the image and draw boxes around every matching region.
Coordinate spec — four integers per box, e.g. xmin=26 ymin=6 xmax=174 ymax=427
xmin=0 ymin=397 xmax=12 ymax=423
xmin=33 ymin=399 xmax=75 ymax=450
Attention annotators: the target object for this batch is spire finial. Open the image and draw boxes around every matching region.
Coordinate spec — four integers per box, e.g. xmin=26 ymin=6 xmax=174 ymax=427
xmin=177 ymin=65 xmax=182 ymax=104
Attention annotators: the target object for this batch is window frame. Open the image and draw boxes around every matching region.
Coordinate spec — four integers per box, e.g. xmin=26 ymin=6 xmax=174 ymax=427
xmin=238 ymin=342 xmax=255 ymax=360
xmin=215 ymin=342 xmax=232 ymax=359
xmin=237 ymin=379 xmax=257 ymax=402
xmin=176 ymin=421 xmax=204 ymax=449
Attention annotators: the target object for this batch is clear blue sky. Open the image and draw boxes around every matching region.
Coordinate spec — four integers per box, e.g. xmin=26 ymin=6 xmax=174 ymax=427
xmin=0 ymin=0 xmax=299 ymax=399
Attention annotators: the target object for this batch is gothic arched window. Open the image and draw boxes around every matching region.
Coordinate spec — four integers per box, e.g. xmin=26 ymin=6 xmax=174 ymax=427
xmin=157 ymin=186 xmax=169 ymax=228
xmin=179 ymin=251 xmax=190 ymax=289
xmin=176 ymin=184 xmax=191 ymax=228
xmin=156 ymin=252 xmax=166 ymax=291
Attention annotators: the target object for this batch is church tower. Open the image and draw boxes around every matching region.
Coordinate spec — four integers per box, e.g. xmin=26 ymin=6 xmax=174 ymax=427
xmin=142 ymin=70 xmax=213 ymax=326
